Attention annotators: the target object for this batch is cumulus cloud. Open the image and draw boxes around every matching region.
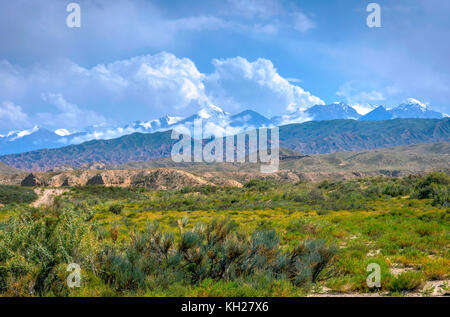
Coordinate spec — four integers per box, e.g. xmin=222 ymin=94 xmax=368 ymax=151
xmin=0 ymin=53 xmax=323 ymax=132
xmin=205 ymin=57 xmax=324 ymax=114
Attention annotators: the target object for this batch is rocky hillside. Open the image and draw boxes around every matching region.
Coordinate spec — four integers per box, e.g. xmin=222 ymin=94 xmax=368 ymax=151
xmin=278 ymin=118 xmax=450 ymax=154
xmin=12 ymin=168 xmax=214 ymax=190
xmin=1 ymin=142 xmax=448 ymax=188
xmin=0 ymin=162 xmax=21 ymax=174
xmin=0 ymin=118 xmax=448 ymax=171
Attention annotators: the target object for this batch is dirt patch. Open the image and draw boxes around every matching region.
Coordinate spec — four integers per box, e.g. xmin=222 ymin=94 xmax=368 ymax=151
xmin=421 ymin=280 xmax=450 ymax=296
xmin=31 ymin=188 xmax=68 ymax=207
xmin=390 ymin=266 xmax=415 ymax=276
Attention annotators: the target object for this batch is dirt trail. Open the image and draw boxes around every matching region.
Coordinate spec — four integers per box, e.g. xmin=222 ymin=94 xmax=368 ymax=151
xmin=31 ymin=188 xmax=68 ymax=207
xmin=309 ymin=279 xmax=449 ymax=297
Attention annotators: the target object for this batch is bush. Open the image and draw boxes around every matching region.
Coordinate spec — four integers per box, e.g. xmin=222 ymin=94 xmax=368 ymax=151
xmin=412 ymin=172 xmax=450 ymax=206
xmin=0 ymin=207 xmax=97 ymax=296
xmin=388 ymin=271 xmax=425 ymax=293
xmin=109 ymin=204 xmax=124 ymax=215
xmin=0 ymin=186 xmax=38 ymax=205
xmin=71 ymin=186 xmax=146 ymax=201
xmin=244 ymin=179 xmax=277 ymax=191
xmin=98 ymin=219 xmax=337 ymax=291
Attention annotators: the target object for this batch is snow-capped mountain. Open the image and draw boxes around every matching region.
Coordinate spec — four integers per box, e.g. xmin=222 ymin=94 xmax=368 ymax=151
xmin=389 ymin=98 xmax=444 ymax=119
xmin=126 ymin=115 xmax=184 ymax=133
xmin=359 ymin=99 xmax=444 ymax=121
xmin=0 ymin=99 xmax=447 ymax=156
xmin=0 ymin=105 xmax=273 ymax=155
xmin=272 ymin=102 xmax=360 ymax=125
xmin=0 ymin=126 xmax=67 ymax=155
xmin=305 ymin=102 xmax=361 ymax=121
xmin=170 ymin=105 xmax=273 ymax=137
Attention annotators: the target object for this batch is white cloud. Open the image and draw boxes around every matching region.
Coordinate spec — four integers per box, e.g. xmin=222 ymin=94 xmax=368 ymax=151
xmin=226 ymin=0 xmax=283 ymax=19
xmin=336 ymin=82 xmax=387 ymax=115
xmin=0 ymin=101 xmax=30 ymax=131
xmin=38 ymin=93 xmax=107 ymax=130
xmin=0 ymin=53 xmax=323 ymax=131
xmin=292 ymin=12 xmax=316 ymax=33
xmin=205 ymin=57 xmax=324 ymax=114
xmin=225 ymin=0 xmax=315 ymax=35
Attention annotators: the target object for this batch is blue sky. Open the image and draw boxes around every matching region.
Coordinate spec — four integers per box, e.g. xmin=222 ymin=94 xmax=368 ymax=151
xmin=0 ymin=0 xmax=449 ymax=133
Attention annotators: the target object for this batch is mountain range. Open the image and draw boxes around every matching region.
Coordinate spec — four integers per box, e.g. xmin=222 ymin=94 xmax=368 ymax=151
xmin=1 ymin=117 xmax=448 ymax=171
xmin=359 ymin=98 xmax=445 ymax=121
xmin=0 ymin=98 xmax=446 ymax=156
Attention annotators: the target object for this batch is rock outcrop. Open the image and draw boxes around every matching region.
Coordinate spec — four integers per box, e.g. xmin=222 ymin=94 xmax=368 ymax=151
xmin=14 ymin=168 xmax=218 ymax=190
xmin=86 ymin=174 xmax=105 ymax=186
xmin=21 ymin=173 xmax=43 ymax=187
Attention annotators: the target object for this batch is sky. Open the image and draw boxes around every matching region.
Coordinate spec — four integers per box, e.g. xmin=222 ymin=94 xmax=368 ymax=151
xmin=0 ymin=0 xmax=449 ymax=134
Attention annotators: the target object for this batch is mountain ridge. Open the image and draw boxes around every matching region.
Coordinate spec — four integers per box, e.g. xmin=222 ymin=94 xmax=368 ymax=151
xmin=1 ymin=118 xmax=448 ymax=171
xmin=1 ymin=99 xmax=446 ymax=156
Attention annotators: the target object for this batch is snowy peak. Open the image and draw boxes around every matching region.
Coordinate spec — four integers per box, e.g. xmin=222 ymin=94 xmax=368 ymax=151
xmin=390 ymin=98 xmax=443 ymax=119
xmin=196 ymin=104 xmax=228 ymax=119
xmin=359 ymin=99 xmax=444 ymax=121
xmin=271 ymin=102 xmax=360 ymax=126
xmin=305 ymin=102 xmax=361 ymax=121
xmin=0 ymin=126 xmax=42 ymax=142
xmin=54 ymin=129 xmax=72 ymax=137
xmin=0 ymin=99 xmax=447 ymax=155
xmin=127 ymin=115 xmax=184 ymax=132
xmin=396 ymin=98 xmax=428 ymax=112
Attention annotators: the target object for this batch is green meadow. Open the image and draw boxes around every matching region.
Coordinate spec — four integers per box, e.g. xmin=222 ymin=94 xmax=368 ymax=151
xmin=0 ymin=172 xmax=448 ymax=297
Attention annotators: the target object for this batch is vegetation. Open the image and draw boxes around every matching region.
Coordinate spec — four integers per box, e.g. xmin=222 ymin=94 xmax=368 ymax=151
xmin=0 ymin=172 xmax=448 ymax=296
xmin=0 ymin=185 xmax=37 ymax=205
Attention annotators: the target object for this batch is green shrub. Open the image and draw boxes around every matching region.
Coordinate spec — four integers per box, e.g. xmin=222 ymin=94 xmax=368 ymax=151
xmin=0 ymin=186 xmax=38 ymax=205
xmin=244 ymin=179 xmax=277 ymax=191
xmin=71 ymin=186 xmax=146 ymax=201
xmin=97 ymin=219 xmax=337 ymax=291
xmin=412 ymin=172 xmax=450 ymax=206
xmin=0 ymin=207 xmax=97 ymax=296
xmin=109 ymin=204 xmax=124 ymax=215
xmin=388 ymin=271 xmax=425 ymax=293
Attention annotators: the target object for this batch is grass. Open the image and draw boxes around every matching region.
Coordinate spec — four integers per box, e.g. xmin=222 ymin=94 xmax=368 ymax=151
xmin=0 ymin=172 xmax=448 ymax=296
xmin=0 ymin=185 xmax=37 ymax=205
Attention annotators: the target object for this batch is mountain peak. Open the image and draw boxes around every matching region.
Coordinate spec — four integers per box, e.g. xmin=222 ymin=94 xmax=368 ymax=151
xmin=398 ymin=98 xmax=428 ymax=111
xmin=54 ymin=128 xmax=72 ymax=137
xmin=197 ymin=104 xmax=227 ymax=119
xmin=305 ymin=102 xmax=360 ymax=120
xmin=390 ymin=99 xmax=443 ymax=119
